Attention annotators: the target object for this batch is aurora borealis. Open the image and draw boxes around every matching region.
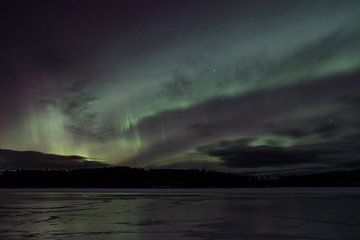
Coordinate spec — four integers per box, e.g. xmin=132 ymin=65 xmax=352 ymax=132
xmin=1 ymin=0 xmax=360 ymax=173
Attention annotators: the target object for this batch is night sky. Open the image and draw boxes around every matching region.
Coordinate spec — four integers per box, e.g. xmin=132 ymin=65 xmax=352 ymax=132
xmin=1 ymin=0 xmax=360 ymax=174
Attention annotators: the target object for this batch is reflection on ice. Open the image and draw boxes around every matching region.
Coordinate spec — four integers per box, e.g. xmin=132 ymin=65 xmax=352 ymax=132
xmin=0 ymin=188 xmax=360 ymax=240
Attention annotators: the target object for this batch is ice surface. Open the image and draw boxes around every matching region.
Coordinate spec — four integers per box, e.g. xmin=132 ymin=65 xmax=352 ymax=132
xmin=0 ymin=188 xmax=360 ymax=240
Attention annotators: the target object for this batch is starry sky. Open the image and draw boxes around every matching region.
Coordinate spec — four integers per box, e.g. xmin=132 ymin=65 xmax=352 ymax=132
xmin=1 ymin=0 xmax=360 ymax=174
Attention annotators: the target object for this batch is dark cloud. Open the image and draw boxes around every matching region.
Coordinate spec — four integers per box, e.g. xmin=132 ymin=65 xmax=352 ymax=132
xmin=198 ymin=135 xmax=360 ymax=173
xmin=344 ymin=96 xmax=360 ymax=113
xmin=336 ymin=161 xmax=360 ymax=168
xmin=199 ymin=140 xmax=324 ymax=168
xmin=314 ymin=122 xmax=340 ymax=138
xmin=0 ymin=149 xmax=108 ymax=170
xmin=272 ymin=120 xmax=340 ymax=139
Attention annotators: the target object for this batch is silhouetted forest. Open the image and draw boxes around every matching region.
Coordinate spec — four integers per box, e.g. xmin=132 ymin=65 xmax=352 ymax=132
xmin=0 ymin=167 xmax=261 ymax=188
xmin=275 ymin=169 xmax=360 ymax=187
xmin=0 ymin=167 xmax=359 ymax=188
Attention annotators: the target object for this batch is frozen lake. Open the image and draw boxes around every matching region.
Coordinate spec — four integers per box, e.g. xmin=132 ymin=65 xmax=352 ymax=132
xmin=0 ymin=188 xmax=360 ymax=240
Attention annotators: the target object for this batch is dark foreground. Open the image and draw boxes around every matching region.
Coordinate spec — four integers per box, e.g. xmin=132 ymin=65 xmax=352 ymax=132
xmin=0 ymin=188 xmax=360 ymax=240
xmin=1 ymin=167 xmax=360 ymax=188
